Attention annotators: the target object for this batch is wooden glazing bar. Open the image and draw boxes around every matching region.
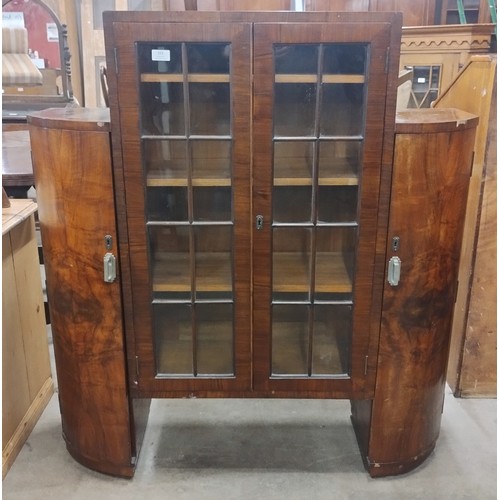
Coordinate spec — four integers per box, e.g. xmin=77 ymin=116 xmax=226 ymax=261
xmin=274 ymin=74 xmax=365 ymax=84
xmin=322 ymin=74 xmax=365 ymax=84
xmin=141 ymin=73 xmax=184 ymax=83
xmin=140 ymin=73 xmax=230 ymax=83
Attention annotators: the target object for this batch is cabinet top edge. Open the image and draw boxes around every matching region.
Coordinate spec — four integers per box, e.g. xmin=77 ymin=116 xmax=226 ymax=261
xmin=102 ymin=10 xmax=402 ymax=26
xmin=395 ymin=108 xmax=479 ymax=134
xmin=27 ymin=107 xmax=110 ymax=132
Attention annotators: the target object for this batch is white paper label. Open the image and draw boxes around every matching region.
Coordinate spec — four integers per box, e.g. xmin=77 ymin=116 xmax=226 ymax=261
xmin=417 ymin=77 xmax=426 ymax=84
xmin=47 ymin=22 xmax=59 ymax=42
xmin=2 ymin=12 xmax=24 ymax=27
xmin=152 ymin=49 xmax=171 ymax=62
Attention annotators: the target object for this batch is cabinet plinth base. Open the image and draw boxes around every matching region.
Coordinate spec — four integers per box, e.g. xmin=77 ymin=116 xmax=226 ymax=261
xmin=366 ymin=443 xmax=436 ymax=478
xmin=64 ymin=438 xmax=135 ymax=479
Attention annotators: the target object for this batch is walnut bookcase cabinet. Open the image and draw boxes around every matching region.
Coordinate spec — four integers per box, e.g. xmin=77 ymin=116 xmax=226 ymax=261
xmin=27 ymin=11 xmax=478 ymax=479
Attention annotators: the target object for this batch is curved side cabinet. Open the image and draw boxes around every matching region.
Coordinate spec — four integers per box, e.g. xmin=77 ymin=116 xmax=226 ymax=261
xmin=28 ymin=108 xmax=149 ymax=478
xmin=352 ymin=108 xmax=478 ymax=477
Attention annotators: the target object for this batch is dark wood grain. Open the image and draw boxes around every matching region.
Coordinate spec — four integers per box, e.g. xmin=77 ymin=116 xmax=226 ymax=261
xmin=27 ymin=108 xmax=145 ymax=478
xmin=355 ymin=108 xmax=478 ymax=477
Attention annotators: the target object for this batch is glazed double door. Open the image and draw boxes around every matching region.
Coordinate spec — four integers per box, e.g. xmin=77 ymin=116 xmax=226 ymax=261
xmin=109 ymin=18 xmax=396 ymax=396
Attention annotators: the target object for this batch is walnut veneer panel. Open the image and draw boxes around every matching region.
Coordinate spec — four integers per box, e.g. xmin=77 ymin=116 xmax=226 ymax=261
xmin=28 ymin=107 xmax=140 ymax=478
xmin=352 ymin=109 xmax=478 ymax=477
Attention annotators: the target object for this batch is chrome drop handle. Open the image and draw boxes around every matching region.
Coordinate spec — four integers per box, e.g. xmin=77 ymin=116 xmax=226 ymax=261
xmin=104 ymin=252 xmax=116 ymax=283
xmin=387 ymin=256 xmax=401 ymax=287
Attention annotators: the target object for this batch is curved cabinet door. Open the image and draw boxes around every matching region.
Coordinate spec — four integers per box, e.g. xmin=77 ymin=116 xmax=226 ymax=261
xmin=352 ymin=108 xmax=478 ymax=477
xmin=28 ymin=108 xmax=144 ymax=478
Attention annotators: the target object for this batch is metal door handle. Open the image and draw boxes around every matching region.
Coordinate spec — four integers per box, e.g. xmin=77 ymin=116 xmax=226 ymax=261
xmin=104 ymin=252 xmax=116 ymax=283
xmin=387 ymin=256 xmax=401 ymax=286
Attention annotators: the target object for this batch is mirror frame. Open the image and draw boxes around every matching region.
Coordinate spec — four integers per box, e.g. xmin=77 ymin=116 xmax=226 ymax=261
xmin=2 ymin=0 xmax=74 ymax=121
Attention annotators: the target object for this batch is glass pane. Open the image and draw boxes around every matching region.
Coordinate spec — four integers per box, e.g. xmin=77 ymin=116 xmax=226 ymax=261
xmin=189 ymin=83 xmax=230 ymax=135
xmin=274 ymin=83 xmax=316 ymax=137
xmin=196 ymin=303 xmax=234 ymax=375
xmin=144 ymin=139 xmax=187 ymax=186
xmin=431 ymin=66 xmax=440 ymax=87
xmin=154 ymin=304 xmax=193 ymax=375
xmin=272 ymin=304 xmax=309 ymax=375
xmin=318 ymin=141 xmax=361 ymax=182
xmin=140 ymin=82 xmax=185 ymax=135
xmin=194 ymin=226 xmax=233 ymax=298
xmin=193 ymin=187 xmax=231 ymax=222
xmin=320 ymin=84 xmax=365 ymax=136
xmin=274 ymin=141 xmax=314 ymax=185
xmin=312 ymin=305 xmax=352 ymax=375
xmin=275 ymin=45 xmax=318 ymax=74
xmin=273 ymin=227 xmax=312 ymax=301
xmin=147 ymin=187 xmax=188 ymax=222
xmin=317 ymin=186 xmax=358 ymax=223
xmin=187 ymin=43 xmax=230 ymax=74
xmin=322 ymin=44 xmax=367 ymax=75
xmin=149 ymin=225 xmax=191 ymax=298
xmin=138 ymin=43 xmax=184 ymax=135
xmin=315 ymin=226 xmax=356 ymax=299
xmin=191 ymin=140 xmax=231 ymax=186
xmin=273 ymin=187 xmax=312 ymax=223
xmin=421 ymin=90 xmax=439 ymax=108
xmin=137 ymin=43 xmax=183 ymax=74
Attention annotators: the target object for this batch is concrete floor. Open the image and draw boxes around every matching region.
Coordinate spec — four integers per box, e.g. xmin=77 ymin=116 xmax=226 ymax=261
xmin=3 ymin=367 xmax=496 ymax=500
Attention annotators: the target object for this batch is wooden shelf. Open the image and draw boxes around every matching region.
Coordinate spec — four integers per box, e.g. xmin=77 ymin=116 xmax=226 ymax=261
xmin=273 ymin=252 xmax=352 ymax=293
xmin=153 ymin=252 xmax=232 ymax=292
xmin=155 ymin=320 xmax=234 ymax=376
xmin=146 ymin=164 xmax=231 ymax=187
xmin=275 ymin=74 xmax=365 ymax=84
xmin=272 ymin=320 xmax=346 ymax=376
xmin=274 ymin=158 xmax=358 ymax=186
xmin=141 ymin=73 xmax=230 ymax=83
xmin=147 ymin=159 xmax=231 ymax=187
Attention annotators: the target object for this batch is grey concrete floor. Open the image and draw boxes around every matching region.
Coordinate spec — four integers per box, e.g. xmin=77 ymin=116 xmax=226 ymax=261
xmin=3 ymin=338 xmax=497 ymax=500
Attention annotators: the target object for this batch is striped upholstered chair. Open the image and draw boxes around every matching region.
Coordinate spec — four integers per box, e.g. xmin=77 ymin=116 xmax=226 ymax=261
xmin=2 ymin=26 xmax=43 ymax=86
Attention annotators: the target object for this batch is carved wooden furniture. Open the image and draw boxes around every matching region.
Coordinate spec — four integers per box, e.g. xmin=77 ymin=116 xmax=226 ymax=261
xmin=2 ymin=0 xmax=76 ymax=121
xmin=28 ymin=11 xmax=478 ymax=479
xmin=434 ymin=55 xmax=497 ymax=397
xmin=399 ymin=23 xmax=494 ymax=108
xmin=2 ymin=199 xmax=53 ymax=478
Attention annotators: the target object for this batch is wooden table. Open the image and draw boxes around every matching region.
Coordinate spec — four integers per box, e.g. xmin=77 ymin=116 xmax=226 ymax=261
xmin=2 ymin=130 xmax=34 ymax=198
xmin=2 ymin=199 xmax=53 ymax=478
